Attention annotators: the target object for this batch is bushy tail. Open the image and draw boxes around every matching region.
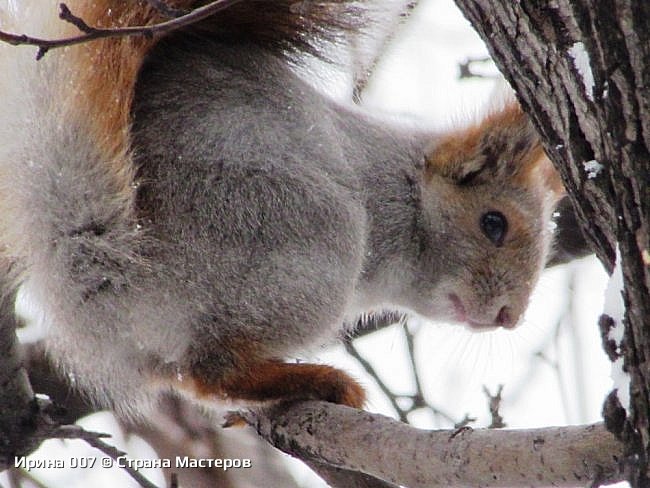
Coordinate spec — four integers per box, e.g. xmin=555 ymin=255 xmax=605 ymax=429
xmin=0 ymin=0 xmax=369 ymax=413
xmin=195 ymin=0 xmax=368 ymax=55
xmin=0 ymin=0 xmax=366 ymax=276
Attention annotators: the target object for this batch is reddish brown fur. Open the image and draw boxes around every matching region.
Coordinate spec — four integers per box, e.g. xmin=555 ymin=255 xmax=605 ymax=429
xmin=157 ymin=334 xmax=366 ymax=409
xmin=50 ymin=4 xmax=560 ymax=412
xmin=176 ymin=360 xmax=366 ymax=409
xmin=61 ymin=0 xmax=371 ymax=413
xmin=425 ymin=105 xmax=530 ymax=177
xmin=62 ymin=0 xmax=361 ymax=199
xmin=213 ymin=360 xmax=362 ymax=407
xmin=425 ymin=103 xmax=563 ymax=198
xmin=66 ymin=1 xmax=197 ymax=194
xmin=425 ymin=126 xmax=480 ymax=179
xmin=490 ymin=105 xmax=562 ymax=193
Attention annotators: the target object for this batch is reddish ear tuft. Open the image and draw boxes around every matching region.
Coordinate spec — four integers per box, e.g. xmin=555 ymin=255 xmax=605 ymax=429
xmin=425 ymin=102 xmax=563 ymax=195
xmin=424 ymin=124 xmax=483 ymax=183
xmin=517 ymin=152 xmax=566 ymax=201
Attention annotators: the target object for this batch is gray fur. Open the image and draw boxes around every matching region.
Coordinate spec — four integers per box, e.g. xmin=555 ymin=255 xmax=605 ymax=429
xmin=2 ymin=33 xmax=558 ymax=415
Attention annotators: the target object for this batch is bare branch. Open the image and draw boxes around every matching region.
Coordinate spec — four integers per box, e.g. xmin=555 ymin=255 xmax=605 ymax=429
xmin=0 ymin=269 xmax=49 ymax=470
xmin=482 ymin=384 xmax=505 ymax=429
xmin=351 ymin=1 xmax=419 ymax=104
xmin=302 ymin=459 xmax=400 ymax=488
xmin=346 ymin=317 xmax=474 ymax=428
xmin=237 ymin=401 xmax=625 ymax=488
xmin=344 ymin=340 xmax=408 ymax=423
xmin=0 ymin=0 xmax=244 ymax=59
xmin=402 ymin=322 xmax=461 ymax=426
xmin=41 ymin=425 xmax=158 ymax=488
xmin=457 ymin=56 xmax=495 ymax=80
xmin=58 ymin=4 xmax=94 ymax=34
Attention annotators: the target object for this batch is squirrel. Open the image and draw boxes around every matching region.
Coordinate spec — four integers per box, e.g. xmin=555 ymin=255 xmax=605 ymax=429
xmin=0 ymin=0 xmax=564 ymax=416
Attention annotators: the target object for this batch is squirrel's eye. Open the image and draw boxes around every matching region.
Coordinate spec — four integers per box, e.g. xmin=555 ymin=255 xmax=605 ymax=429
xmin=480 ymin=211 xmax=508 ymax=247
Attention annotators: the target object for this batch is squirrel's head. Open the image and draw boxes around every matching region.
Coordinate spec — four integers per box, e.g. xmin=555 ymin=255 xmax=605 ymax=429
xmin=416 ymin=104 xmax=564 ymax=331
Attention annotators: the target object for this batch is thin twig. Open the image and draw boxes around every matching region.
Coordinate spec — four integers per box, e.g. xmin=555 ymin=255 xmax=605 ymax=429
xmin=402 ymin=321 xmax=425 ymax=408
xmin=454 ymin=413 xmax=477 ymax=429
xmin=507 ymin=269 xmax=576 ymax=418
xmin=482 ymin=384 xmax=505 ymax=428
xmin=351 ymin=0 xmax=419 ymax=104
xmin=51 ymin=425 xmax=158 ymax=488
xmin=538 ymin=283 xmax=574 ymax=424
xmin=58 ymin=4 xmax=94 ymax=34
xmin=345 ymin=324 xmax=461 ymax=427
xmin=458 ymin=56 xmax=496 ymax=80
xmin=10 ymin=468 xmax=49 ymax=488
xmin=0 ymin=0 xmax=244 ymax=60
xmin=48 ymin=424 xmax=111 ymax=441
xmin=547 ymin=351 xmax=573 ymax=425
xmin=565 ymin=271 xmax=589 ymax=421
xmin=344 ymin=339 xmax=408 ymax=422
xmin=402 ymin=322 xmax=459 ymax=426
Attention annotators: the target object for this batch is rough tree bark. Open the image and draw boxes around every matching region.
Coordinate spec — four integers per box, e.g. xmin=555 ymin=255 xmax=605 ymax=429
xmin=8 ymin=343 xmax=302 ymax=488
xmin=451 ymin=1 xmax=650 ymax=486
xmin=0 ymin=266 xmax=59 ymax=471
xmin=237 ymin=401 xmax=624 ymax=488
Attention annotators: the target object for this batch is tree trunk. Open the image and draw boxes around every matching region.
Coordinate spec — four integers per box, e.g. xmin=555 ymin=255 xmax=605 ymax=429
xmin=452 ymin=1 xmax=650 ymax=486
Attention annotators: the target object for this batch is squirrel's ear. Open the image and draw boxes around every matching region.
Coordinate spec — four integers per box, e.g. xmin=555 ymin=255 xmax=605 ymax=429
xmin=425 ymin=103 xmax=564 ymax=197
xmin=424 ymin=124 xmax=486 ymax=184
xmin=516 ymin=150 xmax=566 ymax=201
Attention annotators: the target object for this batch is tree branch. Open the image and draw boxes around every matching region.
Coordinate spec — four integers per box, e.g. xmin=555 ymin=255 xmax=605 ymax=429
xmin=351 ymin=0 xmax=419 ymax=104
xmin=236 ymin=401 xmax=625 ymax=488
xmin=0 ymin=265 xmax=55 ymax=471
xmin=344 ymin=339 xmax=409 ymax=423
xmin=483 ymin=385 xmax=505 ymax=429
xmin=0 ymin=0 xmax=243 ymax=59
xmin=48 ymin=426 xmax=159 ymax=488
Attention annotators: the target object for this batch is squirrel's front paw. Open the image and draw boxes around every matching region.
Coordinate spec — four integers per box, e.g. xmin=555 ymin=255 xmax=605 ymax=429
xmin=188 ymin=360 xmax=366 ymax=409
xmin=311 ymin=365 xmax=366 ymax=408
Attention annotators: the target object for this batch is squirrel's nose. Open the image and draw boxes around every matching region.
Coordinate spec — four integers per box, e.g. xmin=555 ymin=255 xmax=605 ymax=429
xmin=495 ymin=305 xmax=516 ymax=329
